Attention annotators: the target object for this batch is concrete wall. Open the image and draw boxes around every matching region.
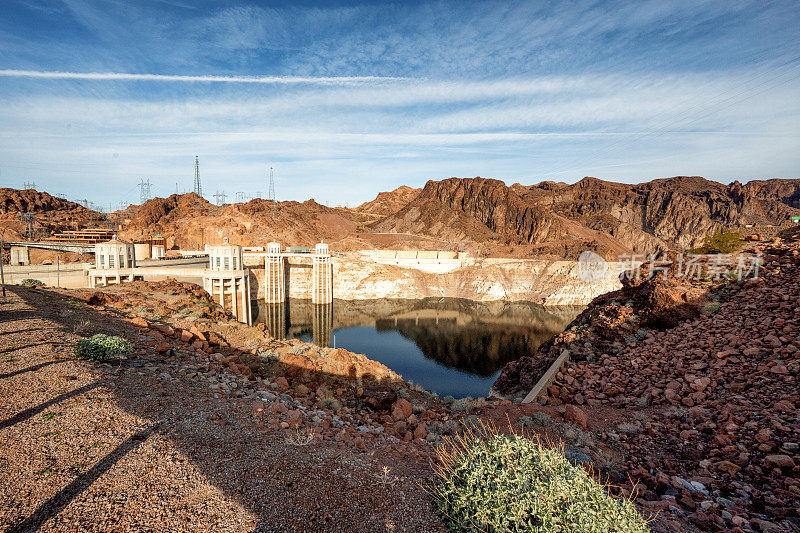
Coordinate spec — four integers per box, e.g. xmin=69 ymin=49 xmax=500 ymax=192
xmin=249 ymin=253 xmax=624 ymax=306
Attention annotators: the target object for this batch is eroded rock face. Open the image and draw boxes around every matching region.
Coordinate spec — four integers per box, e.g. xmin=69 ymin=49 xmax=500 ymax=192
xmin=375 ymin=176 xmax=800 ymax=259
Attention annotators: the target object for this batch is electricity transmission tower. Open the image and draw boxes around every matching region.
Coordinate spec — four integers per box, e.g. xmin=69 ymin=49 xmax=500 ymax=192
xmin=22 ymin=181 xmax=36 ymax=189
xmin=19 ymin=213 xmax=36 ymax=240
xmin=213 ymin=190 xmax=226 ymax=205
xmin=268 ymin=166 xmax=276 ymax=217
xmin=193 ymin=155 xmax=202 ymax=197
xmin=138 ymin=178 xmax=152 ymax=204
xmin=235 ymin=191 xmax=250 ymax=203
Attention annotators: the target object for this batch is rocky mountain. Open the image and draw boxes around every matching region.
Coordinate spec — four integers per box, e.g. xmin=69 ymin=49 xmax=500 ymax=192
xmin=355 ymin=185 xmax=420 ymax=218
xmin=0 ymin=188 xmax=97 ymax=217
xmin=0 ymin=188 xmax=105 ymax=242
xmin=373 ymin=176 xmax=800 ymax=258
xmin=117 ymin=193 xmax=366 ymax=251
xmin=5 ymin=176 xmax=799 ymax=260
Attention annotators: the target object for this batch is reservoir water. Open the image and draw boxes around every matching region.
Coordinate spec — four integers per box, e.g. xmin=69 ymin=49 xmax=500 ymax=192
xmin=252 ymin=298 xmax=580 ymax=399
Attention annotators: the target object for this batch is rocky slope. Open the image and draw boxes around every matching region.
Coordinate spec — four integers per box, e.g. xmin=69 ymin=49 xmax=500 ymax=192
xmin=492 ymin=233 xmax=800 ymax=531
xmin=0 ymin=188 xmax=105 ymax=238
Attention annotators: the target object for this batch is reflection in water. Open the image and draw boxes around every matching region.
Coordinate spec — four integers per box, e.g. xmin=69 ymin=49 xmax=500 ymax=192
xmin=252 ymin=298 xmax=580 ymax=398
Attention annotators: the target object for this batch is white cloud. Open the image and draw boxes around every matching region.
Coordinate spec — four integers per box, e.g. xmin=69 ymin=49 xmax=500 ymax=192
xmin=0 ymin=69 xmax=410 ymax=84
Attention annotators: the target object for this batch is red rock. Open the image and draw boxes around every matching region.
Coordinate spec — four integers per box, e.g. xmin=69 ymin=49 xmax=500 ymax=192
xmin=152 ymin=323 xmax=174 ymax=336
xmin=274 ymin=377 xmax=289 ymax=392
xmin=252 ymin=401 xmax=265 ymax=412
xmin=361 ymin=387 xmax=397 ymax=410
xmin=155 ymin=343 xmax=171 ymax=354
xmin=189 ymin=326 xmax=207 ymax=342
xmin=717 ymin=460 xmax=742 ymax=473
xmin=414 ymin=422 xmax=427 ymax=440
xmin=392 ymin=399 xmax=413 ymax=421
xmin=179 ymin=330 xmax=193 ymax=343
xmin=564 ymin=404 xmax=588 ymax=429
xmin=765 ymin=454 xmax=795 ymax=469
xmin=354 ymin=436 xmax=366 ymax=450
xmin=130 ymin=317 xmax=149 ymax=328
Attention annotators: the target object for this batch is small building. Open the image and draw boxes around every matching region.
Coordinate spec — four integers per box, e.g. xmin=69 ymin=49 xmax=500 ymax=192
xmin=206 ymin=244 xmax=244 ymax=271
xmin=96 ymin=236 xmax=135 ymax=270
xmin=88 ymin=236 xmax=139 ymax=287
xmin=151 ymin=234 xmax=166 ymax=259
xmin=202 ymin=243 xmax=251 ymax=325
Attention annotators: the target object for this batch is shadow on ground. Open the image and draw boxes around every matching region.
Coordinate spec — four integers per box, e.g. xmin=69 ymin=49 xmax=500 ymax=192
xmin=0 ymin=285 xmax=443 ymax=532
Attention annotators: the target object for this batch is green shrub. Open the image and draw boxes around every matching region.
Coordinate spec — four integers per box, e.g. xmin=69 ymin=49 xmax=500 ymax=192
xmin=20 ymin=278 xmax=44 ymax=287
xmin=76 ymin=334 xmax=132 ymax=362
xmin=429 ymin=431 xmax=648 ymax=532
xmin=701 ymin=302 xmax=720 ymax=315
xmin=688 ymin=230 xmax=742 ymax=254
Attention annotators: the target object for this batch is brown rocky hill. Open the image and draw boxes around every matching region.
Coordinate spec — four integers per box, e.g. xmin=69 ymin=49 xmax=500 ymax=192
xmin=355 ymin=185 xmax=421 ymax=218
xmin=0 ymin=188 xmax=105 ymax=240
xmin=117 ymin=193 xmax=367 ymax=250
xmin=373 ymin=176 xmax=800 ymax=259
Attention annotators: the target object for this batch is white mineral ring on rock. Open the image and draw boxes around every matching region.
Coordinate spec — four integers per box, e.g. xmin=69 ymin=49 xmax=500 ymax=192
xmin=577 ymin=251 xmax=608 ymax=283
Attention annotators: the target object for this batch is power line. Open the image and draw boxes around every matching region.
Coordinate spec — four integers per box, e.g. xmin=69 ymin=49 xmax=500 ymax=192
xmin=213 ymin=190 xmax=226 ymax=205
xmin=22 ymin=181 xmax=36 ymax=189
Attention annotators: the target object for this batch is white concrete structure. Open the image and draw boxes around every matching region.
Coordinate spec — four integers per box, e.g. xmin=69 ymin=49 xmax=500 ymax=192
xmin=202 ymin=244 xmax=252 ymax=325
xmin=96 ymin=236 xmax=136 ymax=269
xmin=151 ymin=234 xmax=166 ymax=259
xmin=9 ymin=246 xmax=30 ymax=266
xmin=88 ymin=237 xmax=138 ymax=287
xmin=133 ymin=243 xmax=151 ymax=262
xmin=364 ymin=249 xmax=467 ymax=273
xmin=264 ymin=242 xmax=285 ymax=303
xmin=312 ymin=243 xmax=333 ymax=304
xmin=206 ymin=244 xmax=244 ymax=271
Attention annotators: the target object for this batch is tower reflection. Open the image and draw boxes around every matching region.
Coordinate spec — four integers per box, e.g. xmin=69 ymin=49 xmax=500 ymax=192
xmin=312 ymin=303 xmax=333 ymax=347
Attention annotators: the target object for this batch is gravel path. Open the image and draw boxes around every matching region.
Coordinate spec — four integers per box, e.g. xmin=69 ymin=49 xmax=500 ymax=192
xmin=0 ymin=286 xmax=444 ymax=532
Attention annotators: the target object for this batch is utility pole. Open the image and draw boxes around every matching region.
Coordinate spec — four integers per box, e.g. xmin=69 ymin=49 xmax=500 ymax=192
xmin=0 ymin=229 xmax=7 ymax=303
xmin=213 ymin=190 xmax=226 ymax=205
xmin=193 ymin=155 xmax=202 ymax=197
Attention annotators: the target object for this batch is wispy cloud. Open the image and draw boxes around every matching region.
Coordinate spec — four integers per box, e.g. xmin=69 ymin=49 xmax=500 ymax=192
xmin=0 ymin=0 xmax=798 ymax=206
xmin=0 ymin=69 xmax=411 ymax=85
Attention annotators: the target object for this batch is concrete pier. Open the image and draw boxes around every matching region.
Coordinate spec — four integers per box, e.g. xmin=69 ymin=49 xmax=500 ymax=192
xmin=312 ymin=243 xmax=333 ymax=304
xmin=202 ymin=244 xmax=252 ymax=325
xmin=264 ymin=242 xmax=285 ymax=303
xmin=9 ymin=246 xmax=30 ymax=266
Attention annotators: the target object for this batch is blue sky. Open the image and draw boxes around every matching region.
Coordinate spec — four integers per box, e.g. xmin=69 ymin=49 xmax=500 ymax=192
xmin=0 ymin=0 xmax=799 ymax=209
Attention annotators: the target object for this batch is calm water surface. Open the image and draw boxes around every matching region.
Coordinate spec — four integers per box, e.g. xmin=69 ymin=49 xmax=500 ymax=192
xmin=252 ymin=298 xmax=580 ymax=399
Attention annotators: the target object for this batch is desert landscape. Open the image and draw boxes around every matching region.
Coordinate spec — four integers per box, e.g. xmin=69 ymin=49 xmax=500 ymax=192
xmin=2 ymin=1 xmax=800 ymax=531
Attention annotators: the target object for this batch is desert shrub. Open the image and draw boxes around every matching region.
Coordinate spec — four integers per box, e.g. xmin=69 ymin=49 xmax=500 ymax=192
xmin=701 ymin=302 xmax=720 ymax=315
xmin=429 ymin=428 xmax=648 ymax=532
xmin=688 ymin=230 xmax=743 ymax=254
xmin=75 ymin=334 xmax=132 ymax=362
xmin=20 ymin=278 xmax=44 ymax=287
